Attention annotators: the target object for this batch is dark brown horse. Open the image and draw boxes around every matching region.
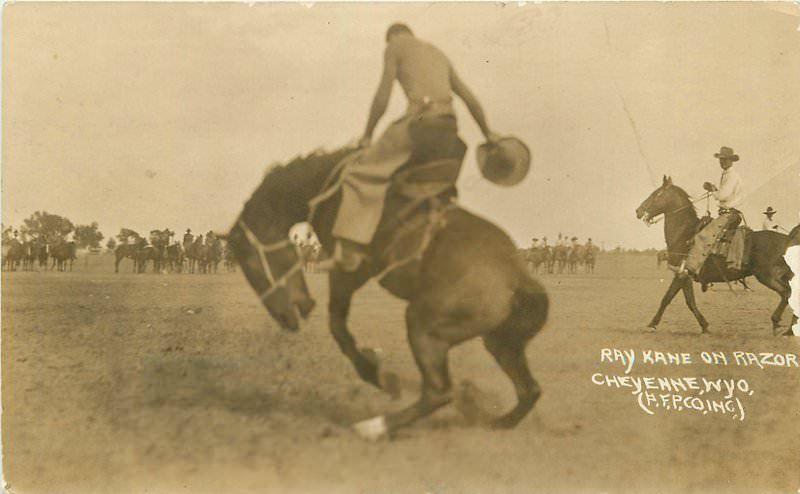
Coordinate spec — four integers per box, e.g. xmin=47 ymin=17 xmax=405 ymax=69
xmin=135 ymin=245 xmax=162 ymax=273
xmin=636 ymin=176 xmax=796 ymax=335
xmin=2 ymin=239 xmax=24 ymax=271
xmin=584 ymin=245 xmax=598 ymax=273
xmin=227 ymin=147 xmax=549 ymax=440
xmin=115 ymin=242 xmax=141 ymax=273
xmin=165 ymin=243 xmax=184 ymax=273
xmin=49 ymin=240 xmax=77 ymax=272
xmin=553 ymin=244 xmax=568 ymax=274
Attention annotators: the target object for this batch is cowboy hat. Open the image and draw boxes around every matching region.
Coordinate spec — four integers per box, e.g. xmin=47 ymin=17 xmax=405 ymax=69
xmin=763 ymin=206 xmax=776 ymax=215
xmin=476 ymin=136 xmax=531 ymax=187
xmin=714 ymin=146 xmax=739 ymax=162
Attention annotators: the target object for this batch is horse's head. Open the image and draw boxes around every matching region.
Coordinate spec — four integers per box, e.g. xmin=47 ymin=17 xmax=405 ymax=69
xmin=636 ymin=175 xmax=685 ymax=224
xmin=228 ymin=147 xmax=356 ymax=332
xmin=228 ymin=218 xmax=315 ymax=333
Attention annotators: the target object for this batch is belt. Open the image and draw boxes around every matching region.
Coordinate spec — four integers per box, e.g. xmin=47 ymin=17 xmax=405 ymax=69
xmin=406 ymin=97 xmax=455 ymax=117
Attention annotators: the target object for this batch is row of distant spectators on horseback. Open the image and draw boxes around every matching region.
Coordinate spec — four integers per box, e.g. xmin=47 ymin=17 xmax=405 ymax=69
xmin=525 ymin=234 xmax=600 ymax=275
xmin=114 ymin=228 xmax=235 ymax=274
xmin=1 ymin=228 xmax=78 ymax=272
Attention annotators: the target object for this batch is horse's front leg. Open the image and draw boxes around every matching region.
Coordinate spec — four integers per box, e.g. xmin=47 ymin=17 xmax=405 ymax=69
xmin=647 ymin=275 xmax=683 ymax=330
xmin=353 ymin=303 xmax=456 ymax=441
xmin=681 ymin=277 xmax=709 ymax=332
xmin=328 ymin=271 xmax=401 ymax=399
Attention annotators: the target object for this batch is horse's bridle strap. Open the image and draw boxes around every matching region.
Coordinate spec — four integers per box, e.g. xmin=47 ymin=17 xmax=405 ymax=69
xmin=237 ymin=219 xmax=302 ymax=300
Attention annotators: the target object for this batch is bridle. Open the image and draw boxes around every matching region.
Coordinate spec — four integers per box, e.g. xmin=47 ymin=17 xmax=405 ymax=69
xmin=642 ymin=187 xmax=710 ymax=226
xmin=237 ymin=219 xmax=304 ymax=303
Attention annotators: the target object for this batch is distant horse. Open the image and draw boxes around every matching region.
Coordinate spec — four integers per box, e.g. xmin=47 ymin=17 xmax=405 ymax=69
xmin=115 ymin=243 xmax=141 ymax=273
xmin=567 ymin=244 xmax=584 ymax=274
xmin=165 ymin=244 xmax=184 ymax=273
xmin=543 ymin=245 xmax=555 ymax=274
xmin=553 ymin=244 xmax=568 ymax=274
xmin=526 ymin=247 xmax=547 ymax=274
xmin=223 ymin=244 xmax=237 ymax=272
xmin=50 ymin=241 xmax=77 ymax=272
xmin=207 ymin=238 xmax=223 ymax=273
xmin=21 ymin=241 xmax=38 ymax=271
xmin=185 ymin=240 xmax=205 ymax=274
xmin=37 ymin=241 xmax=49 ymax=269
xmin=636 ymin=176 xmax=796 ymax=334
xmin=192 ymin=242 xmax=211 ymax=273
xmin=134 ymin=245 xmax=162 ymax=273
xmin=227 ymin=146 xmax=549 ymax=441
xmin=2 ymin=239 xmax=24 ymax=271
xmin=584 ymin=245 xmax=597 ymax=273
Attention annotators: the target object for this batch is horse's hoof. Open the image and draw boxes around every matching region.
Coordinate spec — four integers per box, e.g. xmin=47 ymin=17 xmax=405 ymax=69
xmin=773 ymin=325 xmax=792 ymax=337
xmin=352 ymin=416 xmax=388 ymax=442
xmin=644 ymin=326 xmax=657 ymax=332
xmin=378 ymin=370 xmax=402 ymax=401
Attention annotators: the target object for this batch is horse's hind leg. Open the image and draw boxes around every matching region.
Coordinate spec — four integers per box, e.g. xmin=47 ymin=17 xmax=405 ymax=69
xmin=755 ymin=270 xmax=791 ymax=335
xmin=482 ymin=328 xmax=540 ymax=429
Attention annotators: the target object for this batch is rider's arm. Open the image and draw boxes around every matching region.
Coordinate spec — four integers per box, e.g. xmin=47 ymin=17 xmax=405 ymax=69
xmin=363 ymin=46 xmax=398 ymax=139
xmin=450 ymin=66 xmax=492 ymax=139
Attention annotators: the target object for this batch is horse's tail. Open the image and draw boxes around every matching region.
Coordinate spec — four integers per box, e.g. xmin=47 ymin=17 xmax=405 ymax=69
xmin=508 ymin=273 xmax=549 ymax=339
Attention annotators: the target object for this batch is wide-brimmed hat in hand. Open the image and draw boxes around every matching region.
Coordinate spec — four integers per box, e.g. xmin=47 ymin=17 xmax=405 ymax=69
xmin=476 ymin=136 xmax=531 ymax=187
xmin=763 ymin=206 xmax=776 ymax=216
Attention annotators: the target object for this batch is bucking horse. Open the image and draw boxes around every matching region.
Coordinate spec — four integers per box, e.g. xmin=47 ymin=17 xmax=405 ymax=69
xmin=227 ymin=142 xmax=548 ymax=441
xmin=636 ymin=176 xmax=796 ymax=335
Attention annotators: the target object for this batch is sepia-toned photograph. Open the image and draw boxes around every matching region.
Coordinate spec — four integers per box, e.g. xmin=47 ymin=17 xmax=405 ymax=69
xmin=2 ymin=2 xmax=800 ymax=493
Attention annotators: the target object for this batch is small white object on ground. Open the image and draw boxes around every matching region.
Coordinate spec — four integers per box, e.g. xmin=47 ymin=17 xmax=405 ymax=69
xmin=352 ymin=415 xmax=388 ymax=441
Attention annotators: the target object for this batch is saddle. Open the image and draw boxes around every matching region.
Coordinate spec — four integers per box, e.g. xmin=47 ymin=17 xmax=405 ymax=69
xmin=697 ymin=226 xmax=752 ymax=282
xmin=711 ymin=226 xmax=751 ymax=270
xmin=311 ymin=134 xmax=467 ymax=278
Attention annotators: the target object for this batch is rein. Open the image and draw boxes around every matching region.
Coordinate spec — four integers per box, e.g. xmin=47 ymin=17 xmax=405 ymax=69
xmin=646 ymin=192 xmax=710 ymax=225
xmin=237 ymin=219 xmax=303 ymax=303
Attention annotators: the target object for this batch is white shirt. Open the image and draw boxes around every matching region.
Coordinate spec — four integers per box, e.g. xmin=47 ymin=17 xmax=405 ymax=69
xmin=713 ymin=168 xmax=744 ymax=209
xmin=762 ymin=217 xmax=781 ymax=232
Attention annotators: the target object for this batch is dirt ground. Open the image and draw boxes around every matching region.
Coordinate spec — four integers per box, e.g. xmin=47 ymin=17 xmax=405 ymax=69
xmin=2 ymin=253 xmax=799 ymax=494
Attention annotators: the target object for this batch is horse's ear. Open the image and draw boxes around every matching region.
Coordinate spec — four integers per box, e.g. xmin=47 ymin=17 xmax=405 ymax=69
xmin=666 ymin=176 xmax=673 ymax=185
xmin=662 ymin=175 xmax=668 ymax=185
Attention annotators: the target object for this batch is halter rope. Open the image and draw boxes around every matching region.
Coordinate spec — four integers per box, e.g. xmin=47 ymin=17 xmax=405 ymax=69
xmin=237 ymin=219 xmax=303 ymax=302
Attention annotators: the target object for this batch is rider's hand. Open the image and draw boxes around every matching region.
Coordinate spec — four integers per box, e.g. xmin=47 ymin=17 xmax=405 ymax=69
xmin=486 ymin=131 xmax=502 ymax=144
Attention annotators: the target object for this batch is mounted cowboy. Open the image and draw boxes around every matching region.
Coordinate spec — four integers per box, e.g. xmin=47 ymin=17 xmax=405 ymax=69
xmin=761 ymin=206 xmax=785 ymax=233
xmin=317 ymin=23 xmax=502 ymax=272
xmin=679 ymin=146 xmax=745 ymax=278
xmin=183 ymin=228 xmax=194 ymax=246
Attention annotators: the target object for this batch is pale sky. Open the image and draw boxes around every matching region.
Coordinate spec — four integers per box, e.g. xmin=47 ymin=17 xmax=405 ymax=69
xmin=3 ymin=2 xmax=799 ymax=249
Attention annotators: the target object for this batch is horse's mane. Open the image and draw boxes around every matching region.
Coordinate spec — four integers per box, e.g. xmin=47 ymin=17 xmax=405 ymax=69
xmin=243 ymin=146 xmax=355 ymax=220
